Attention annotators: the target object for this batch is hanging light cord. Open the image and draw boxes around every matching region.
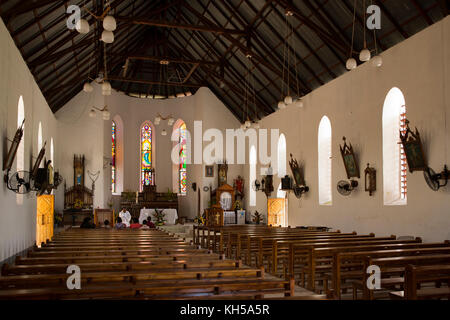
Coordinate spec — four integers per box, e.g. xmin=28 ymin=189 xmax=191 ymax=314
xmin=372 ymin=0 xmax=378 ymax=55
xmin=350 ymin=0 xmax=357 ymax=58
xmin=290 ymin=16 xmax=301 ymax=99
xmin=363 ymin=0 xmax=367 ymax=49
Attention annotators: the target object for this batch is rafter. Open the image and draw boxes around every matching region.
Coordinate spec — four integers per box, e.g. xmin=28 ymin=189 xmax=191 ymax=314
xmin=116 ymin=17 xmax=246 ymax=35
xmin=127 ymin=55 xmax=219 ymax=66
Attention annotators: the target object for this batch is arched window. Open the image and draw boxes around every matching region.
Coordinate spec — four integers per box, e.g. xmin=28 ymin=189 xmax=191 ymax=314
xmin=277 ymin=134 xmax=286 ymax=177
xmin=37 ymin=122 xmax=42 ymax=152
xmin=383 ymin=87 xmax=407 ymax=205
xmin=17 ymin=96 xmax=25 ymax=205
xmin=318 ymin=116 xmax=332 ymax=206
xmin=37 ymin=122 xmax=43 ymax=168
xmin=50 ymin=138 xmax=54 ymax=166
xmin=172 ymin=120 xmax=188 ymax=195
xmin=140 ymin=121 xmax=154 ymax=190
xmin=249 ymin=145 xmax=257 ymax=207
xmin=112 ymin=121 xmax=116 ymax=193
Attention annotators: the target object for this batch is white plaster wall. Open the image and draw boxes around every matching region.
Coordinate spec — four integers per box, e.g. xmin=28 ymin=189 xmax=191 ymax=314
xmin=246 ymin=17 xmax=450 ymax=242
xmin=55 ymin=86 xmax=244 ymax=219
xmin=0 ymin=19 xmax=58 ymax=262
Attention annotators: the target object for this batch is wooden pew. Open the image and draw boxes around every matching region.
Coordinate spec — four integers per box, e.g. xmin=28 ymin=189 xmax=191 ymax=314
xmin=331 ymin=245 xmax=450 ymax=299
xmin=390 ymin=264 xmax=450 ymax=300
xmin=359 ymin=255 xmax=450 ymax=299
xmin=1 ymin=228 xmax=313 ymax=300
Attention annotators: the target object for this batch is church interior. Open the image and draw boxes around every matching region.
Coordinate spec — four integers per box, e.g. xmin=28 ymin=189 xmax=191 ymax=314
xmin=0 ymin=0 xmax=449 ymax=302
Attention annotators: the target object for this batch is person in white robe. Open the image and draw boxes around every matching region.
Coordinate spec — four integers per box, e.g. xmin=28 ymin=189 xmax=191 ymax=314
xmin=119 ymin=208 xmax=131 ymax=227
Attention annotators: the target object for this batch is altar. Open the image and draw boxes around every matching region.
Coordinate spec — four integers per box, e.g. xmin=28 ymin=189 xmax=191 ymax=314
xmin=139 ymin=208 xmax=178 ymax=225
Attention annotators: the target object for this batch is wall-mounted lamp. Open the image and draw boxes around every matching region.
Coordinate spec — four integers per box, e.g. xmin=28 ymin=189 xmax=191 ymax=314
xmin=89 ymin=105 xmax=110 ymax=120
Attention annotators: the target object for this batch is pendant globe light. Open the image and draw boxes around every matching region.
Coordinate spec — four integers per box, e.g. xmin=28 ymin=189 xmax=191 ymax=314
xmin=76 ymin=18 xmax=90 ymax=34
xmin=359 ymin=0 xmax=371 ymax=62
xmin=371 ymin=3 xmax=383 ymax=68
xmin=346 ymin=58 xmax=357 ymax=70
xmin=103 ymin=15 xmax=116 ymax=31
xmin=294 ymin=98 xmax=304 ymax=108
xmin=280 ymin=10 xmax=294 ymax=107
xmin=83 ymin=82 xmax=93 ymax=93
xmin=102 ymin=81 xmax=111 ymax=95
xmin=285 ymin=8 xmax=306 ymax=110
xmin=101 ymin=30 xmax=114 ymax=43
xmin=346 ymin=0 xmax=358 ymax=70
xmin=372 ymin=55 xmax=383 ymax=68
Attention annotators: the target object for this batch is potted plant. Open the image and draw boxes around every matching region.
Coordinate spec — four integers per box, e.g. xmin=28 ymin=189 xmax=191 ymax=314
xmin=252 ymin=211 xmax=263 ymax=225
xmin=165 ymin=188 xmax=176 ymax=201
xmin=154 ymin=209 xmax=166 ymax=226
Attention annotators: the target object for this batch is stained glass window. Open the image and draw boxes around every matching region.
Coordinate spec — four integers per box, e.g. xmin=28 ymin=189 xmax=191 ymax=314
xmin=140 ymin=122 xmax=153 ymax=189
xmin=112 ymin=121 xmax=116 ymax=193
xmin=178 ymin=122 xmax=187 ymax=195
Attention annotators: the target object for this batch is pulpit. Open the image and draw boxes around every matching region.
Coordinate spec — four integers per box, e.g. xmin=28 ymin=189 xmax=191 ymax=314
xmin=94 ymin=209 xmax=114 ymax=226
xmin=206 ymin=206 xmax=224 ymax=227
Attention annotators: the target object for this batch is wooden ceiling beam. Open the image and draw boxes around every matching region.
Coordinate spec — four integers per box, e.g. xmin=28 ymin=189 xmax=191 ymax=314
xmin=184 ymin=2 xmax=303 ymax=103
xmin=29 ymin=37 xmax=96 ymax=67
xmin=107 ymin=76 xmax=204 ymax=87
xmin=274 ymin=0 xmax=348 ymax=55
xmin=116 ymin=17 xmax=246 ymax=35
xmin=127 ymin=55 xmax=219 ymax=66
xmin=410 ymin=0 xmax=433 ymax=25
xmin=170 ymin=23 xmax=273 ymax=115
xmin=168 ymin=26 xmax=265 ymax=118
xmin=374 ymin=0 xmax=409 ymax=39
xmin=2 ymin=0 xmax=63 ymax=23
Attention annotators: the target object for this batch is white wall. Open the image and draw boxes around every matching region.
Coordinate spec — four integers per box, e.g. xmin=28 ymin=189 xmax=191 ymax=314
xmin=55 ymin=86 xmax=244 ymax=219
xmin=0 ymin=19 xmax=58 ymax=262
xmin=245 ymin=17 xmax=450 ymax=242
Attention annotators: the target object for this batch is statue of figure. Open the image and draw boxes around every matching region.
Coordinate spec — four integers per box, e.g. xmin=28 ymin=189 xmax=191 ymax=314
xmin=234 ymin=176 xmax=244 ymax=198
xmin=119 ymin=208 xmax=131 ymax=227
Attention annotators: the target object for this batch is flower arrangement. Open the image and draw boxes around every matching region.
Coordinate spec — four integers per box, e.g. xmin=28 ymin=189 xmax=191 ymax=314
xmin=74 ymin=199 xmax=83 ymax=209
xmin=154 ymin=209 xmax=166 ymax=226
xmin=252 ymin=211 xmax=263 ymax=225
xmin=194 ymin=214 xmax=205 ymax=226
xmin=107 ymin=198 xmax=113 ymax=209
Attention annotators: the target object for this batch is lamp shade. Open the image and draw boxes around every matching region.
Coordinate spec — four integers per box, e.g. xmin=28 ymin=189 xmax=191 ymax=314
xmin=346 ymin=58 xmax=357 ymax=70
xmin=83 ymin=82 xmax=93 ymax=93
xmin=101 ymin=30 xmax=114 ymax=43
xmin=168 ymin=117 xmax=175 ymax=126
xmin=76 ymin=19 xmax=90 ymax=34
xmin=278 ymin=101 xmax=286 ymax=109
xmin=284 ymin=96 xmax=293 ymax=105
xmin=102 ymin=109 xmax=110 ymax=120
xmin=88 ymin=109 xmax=96 ymax=118
xmin=161 ymin=129 xmax=167 ymax=136
xmin=359 ymin=48 xmax=371 ymax=62
xmin=295 ymin=98 xmax=304 ymax=108
xmin=245 ymin=120 xmax=252 ymax=128
xmin=103 ymin=15 xmax=117 ymax=32
xmin=372 ymin=55 xmax=383 ymax=68
xmin=102 ymin=81 xmax=111 ymax=96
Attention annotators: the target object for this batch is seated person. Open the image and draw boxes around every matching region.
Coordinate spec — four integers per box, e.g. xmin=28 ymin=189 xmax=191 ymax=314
xmin=114 ymin=217 xmax=127 ymax=229
xmin=146 ymin=217 xmax=156 ymax=229
xmin=129 ymin=217 xmax=142 ymax=229
xmin=103 ymin=220 xmax=111 ymax=229
xmin=140 ymin=220 xmax=150 ymax=230
xmin=80 ymin=217 xmax=95 ymax=229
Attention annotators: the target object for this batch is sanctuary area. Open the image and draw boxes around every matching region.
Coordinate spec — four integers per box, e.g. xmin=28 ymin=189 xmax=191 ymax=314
xmin=0 ymin=0 xmax=449 ymax=302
